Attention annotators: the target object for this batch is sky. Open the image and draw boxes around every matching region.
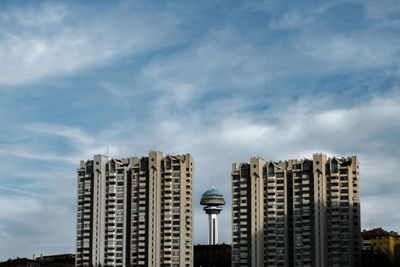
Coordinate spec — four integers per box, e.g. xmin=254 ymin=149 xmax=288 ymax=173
xmin=0 ymin=0 xmax=399 ymax=260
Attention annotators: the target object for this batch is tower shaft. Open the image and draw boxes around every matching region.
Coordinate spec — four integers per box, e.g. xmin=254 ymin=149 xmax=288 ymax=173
xmin=208 ymin=213 xmax=219 ymax=245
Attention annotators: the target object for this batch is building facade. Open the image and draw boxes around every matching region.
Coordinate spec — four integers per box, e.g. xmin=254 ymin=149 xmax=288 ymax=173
xmin=231 ymin=154 xmax=361 ymax=267
xmin=76 ymin=152 xmax=194 ymax=267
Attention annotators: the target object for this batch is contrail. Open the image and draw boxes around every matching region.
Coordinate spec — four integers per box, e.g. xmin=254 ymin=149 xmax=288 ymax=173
xmin=0 ymin=186 xmax=48 ymax=199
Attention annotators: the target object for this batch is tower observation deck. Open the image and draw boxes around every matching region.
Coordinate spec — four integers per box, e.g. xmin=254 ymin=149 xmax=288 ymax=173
xmin=200 ymin=189 xmax=226 ymax=245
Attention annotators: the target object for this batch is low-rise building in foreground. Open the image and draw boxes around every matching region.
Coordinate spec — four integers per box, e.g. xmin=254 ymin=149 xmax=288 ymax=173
xmin=194 ymin=244 xmax=231 ymax=267
xmin=362 ymin=228 xmax=400 ymax=261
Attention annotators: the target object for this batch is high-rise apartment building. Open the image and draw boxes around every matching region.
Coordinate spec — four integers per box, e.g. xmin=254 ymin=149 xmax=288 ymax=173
xmin=231 ymin=154 xmax=361 ymax=267
xmin=76 ymin=152 xmax=194 ymax=267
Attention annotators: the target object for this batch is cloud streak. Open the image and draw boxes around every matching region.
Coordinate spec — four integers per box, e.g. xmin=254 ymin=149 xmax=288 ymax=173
xmin=0 ymin=186 xmax=48 ymax=199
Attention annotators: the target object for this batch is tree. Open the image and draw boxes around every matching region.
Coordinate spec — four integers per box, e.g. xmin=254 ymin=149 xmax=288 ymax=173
xmin=393 ymin=244 xmax=400 ymax=267
xmin=362 ymin=248 xmax=393 ymax=267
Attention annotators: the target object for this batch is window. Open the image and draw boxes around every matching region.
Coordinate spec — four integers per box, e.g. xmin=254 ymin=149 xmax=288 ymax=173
xmin=331 ymin=160 xmax=338 ymax=173
xmin=268 ymin=164 xmax=275 ymax=176
xmin=166 ymin=158 xmax=172 ymax=170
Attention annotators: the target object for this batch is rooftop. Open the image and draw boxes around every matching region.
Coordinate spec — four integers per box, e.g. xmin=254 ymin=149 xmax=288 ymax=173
xmin=200 ymin=188 xmax=226 ymax=206
xmin=362 ymin=228 xmax=399 ymax=238
xmin=202 ymin=189 xmax=223 ymax=197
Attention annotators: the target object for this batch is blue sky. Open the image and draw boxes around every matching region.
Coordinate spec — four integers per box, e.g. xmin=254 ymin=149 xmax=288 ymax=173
xmin=0 ymin=0 xmax=400 ymax=260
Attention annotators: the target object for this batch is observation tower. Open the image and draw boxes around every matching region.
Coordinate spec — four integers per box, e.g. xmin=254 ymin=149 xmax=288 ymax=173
xmin=200 ymin=189 xmax=226 ymax=245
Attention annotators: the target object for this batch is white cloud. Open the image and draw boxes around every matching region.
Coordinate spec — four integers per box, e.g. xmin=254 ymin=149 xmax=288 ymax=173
xmin=2 ymin=90 xmax=400 ymax=250
xmin=364 ymin=0 xmax=400 ymax=29
xmin=300 ymin=34 xmax=400 ymax=71
xmin=1 ymin=3 xmax=67 ymax=27
xmin=269 ymin=10 xmax=313 ymax=30
xmin=136 ymin=29 xmax=274 ymax=105
xmin=0 ymin=123 xmax=129 ymax=166
xmin=89 ymin=90 xmax=397 ymax=242
xmin=0 ymin=147 xmax=77 ymax=164
xmin=1 ymin=0 xmax=400 ymax=258
xmin=0 ymin=2 xmax=181 ymax=86
xmin=24 ymin=123 xmax=95 ymax=146
xmin=362 ymin=193 xmax=400 ymax=230
xmin=268 ymin=3 xmax=332 ymax=31
xmin=0 ymin=197 xmax=41 ymax=217
xmin=0 ymin=195 xmax=75 ymax=260
xmin=265 ymin=2 xmax=400 ymax=75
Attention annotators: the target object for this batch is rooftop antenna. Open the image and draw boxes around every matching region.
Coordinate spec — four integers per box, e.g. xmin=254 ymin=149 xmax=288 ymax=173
xmin=107 ymin=145 xmax=109 ymax=157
